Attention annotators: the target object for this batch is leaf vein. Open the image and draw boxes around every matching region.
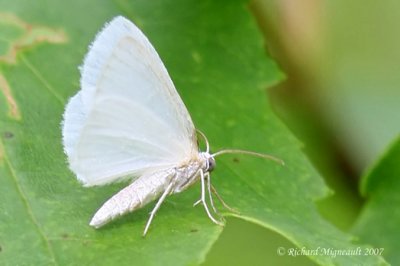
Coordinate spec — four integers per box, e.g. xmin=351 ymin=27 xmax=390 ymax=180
xmin=21 ymin=55 xmax=65 ymax=105
xmin=0 ymin=138 xmax=59 ymax=266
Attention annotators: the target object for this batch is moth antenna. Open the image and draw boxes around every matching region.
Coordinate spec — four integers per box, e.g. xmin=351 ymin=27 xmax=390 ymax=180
xmin=196 ymin=129 xmax=210 ymax=153
xmin=212 ymin=149 xmax=284 ymax=166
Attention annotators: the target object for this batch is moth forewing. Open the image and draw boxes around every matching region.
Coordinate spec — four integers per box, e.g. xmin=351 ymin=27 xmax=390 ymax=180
xmin=62 ymin=16 xmax=197 ymax=187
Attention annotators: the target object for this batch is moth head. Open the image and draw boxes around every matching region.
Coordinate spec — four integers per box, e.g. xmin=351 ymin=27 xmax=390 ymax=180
xmin=207 ymin=155 xmax=216 ymax=172
xmin=200 ymin=152 xmax=216 ymax=172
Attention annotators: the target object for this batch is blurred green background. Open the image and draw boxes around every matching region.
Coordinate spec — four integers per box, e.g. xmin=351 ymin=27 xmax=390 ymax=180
xmin=204 ymin=0 xmax=400 ymax=265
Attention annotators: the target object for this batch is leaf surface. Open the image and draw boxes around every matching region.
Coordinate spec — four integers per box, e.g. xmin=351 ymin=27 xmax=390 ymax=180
xmin=0 ymin=0 xmax=386 ymax=265
xmin=353 ymin=137 xmax=400 ymax=265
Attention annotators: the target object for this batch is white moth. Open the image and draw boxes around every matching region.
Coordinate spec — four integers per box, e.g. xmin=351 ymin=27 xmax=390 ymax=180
xmin=62 ymin=16 xmax=283 ymax=235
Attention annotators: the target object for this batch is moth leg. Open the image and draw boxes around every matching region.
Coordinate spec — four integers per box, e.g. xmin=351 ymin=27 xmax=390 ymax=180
xmin=199 ymin=169 xmax=224 ymax=225
xmin=193 ymin=199 xmax=202 ymax=206
xmin=193 ymin=173 xmax=217 ymax=211
xmin=205 ymin=172 xmax=221 ymax=216
xmin=192 ymin=172 xmax=202 ymax=207
xmin=210 ymin=184 xmax=239 ymax=214
xmin=143 ymin=181 xmax=175 ymax=236
xmin=192 ymin=172 xmax=214 ymax=211
xmin=192 ymin=170 xmax=207 ymax=207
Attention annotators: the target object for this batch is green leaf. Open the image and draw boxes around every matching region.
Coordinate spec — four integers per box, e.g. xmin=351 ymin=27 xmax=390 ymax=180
xmin=352 ymin=136 xmax=400 ymax=265
xmin=0 ymin=0 xmax=387 ymax=265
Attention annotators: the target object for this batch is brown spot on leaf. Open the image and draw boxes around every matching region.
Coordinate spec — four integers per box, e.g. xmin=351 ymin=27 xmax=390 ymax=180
xmin=0 ymin=13 xmax=68 ymax=64
xmin=190 ymin=228 xmax=199 ymax=233
xmin=2 ymin=131 xmax=14 ymax=139
xmin=61 ymin=233 xmax=69 ymax=239
xmin=233 ymin=157 xmax=240 ymax=163
xmin=0 ymin=74 xmax=21 ymax=120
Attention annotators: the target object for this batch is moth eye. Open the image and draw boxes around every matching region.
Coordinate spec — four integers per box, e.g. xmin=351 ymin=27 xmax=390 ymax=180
xmin=207 ymin=157 xmax=216 ymax=172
